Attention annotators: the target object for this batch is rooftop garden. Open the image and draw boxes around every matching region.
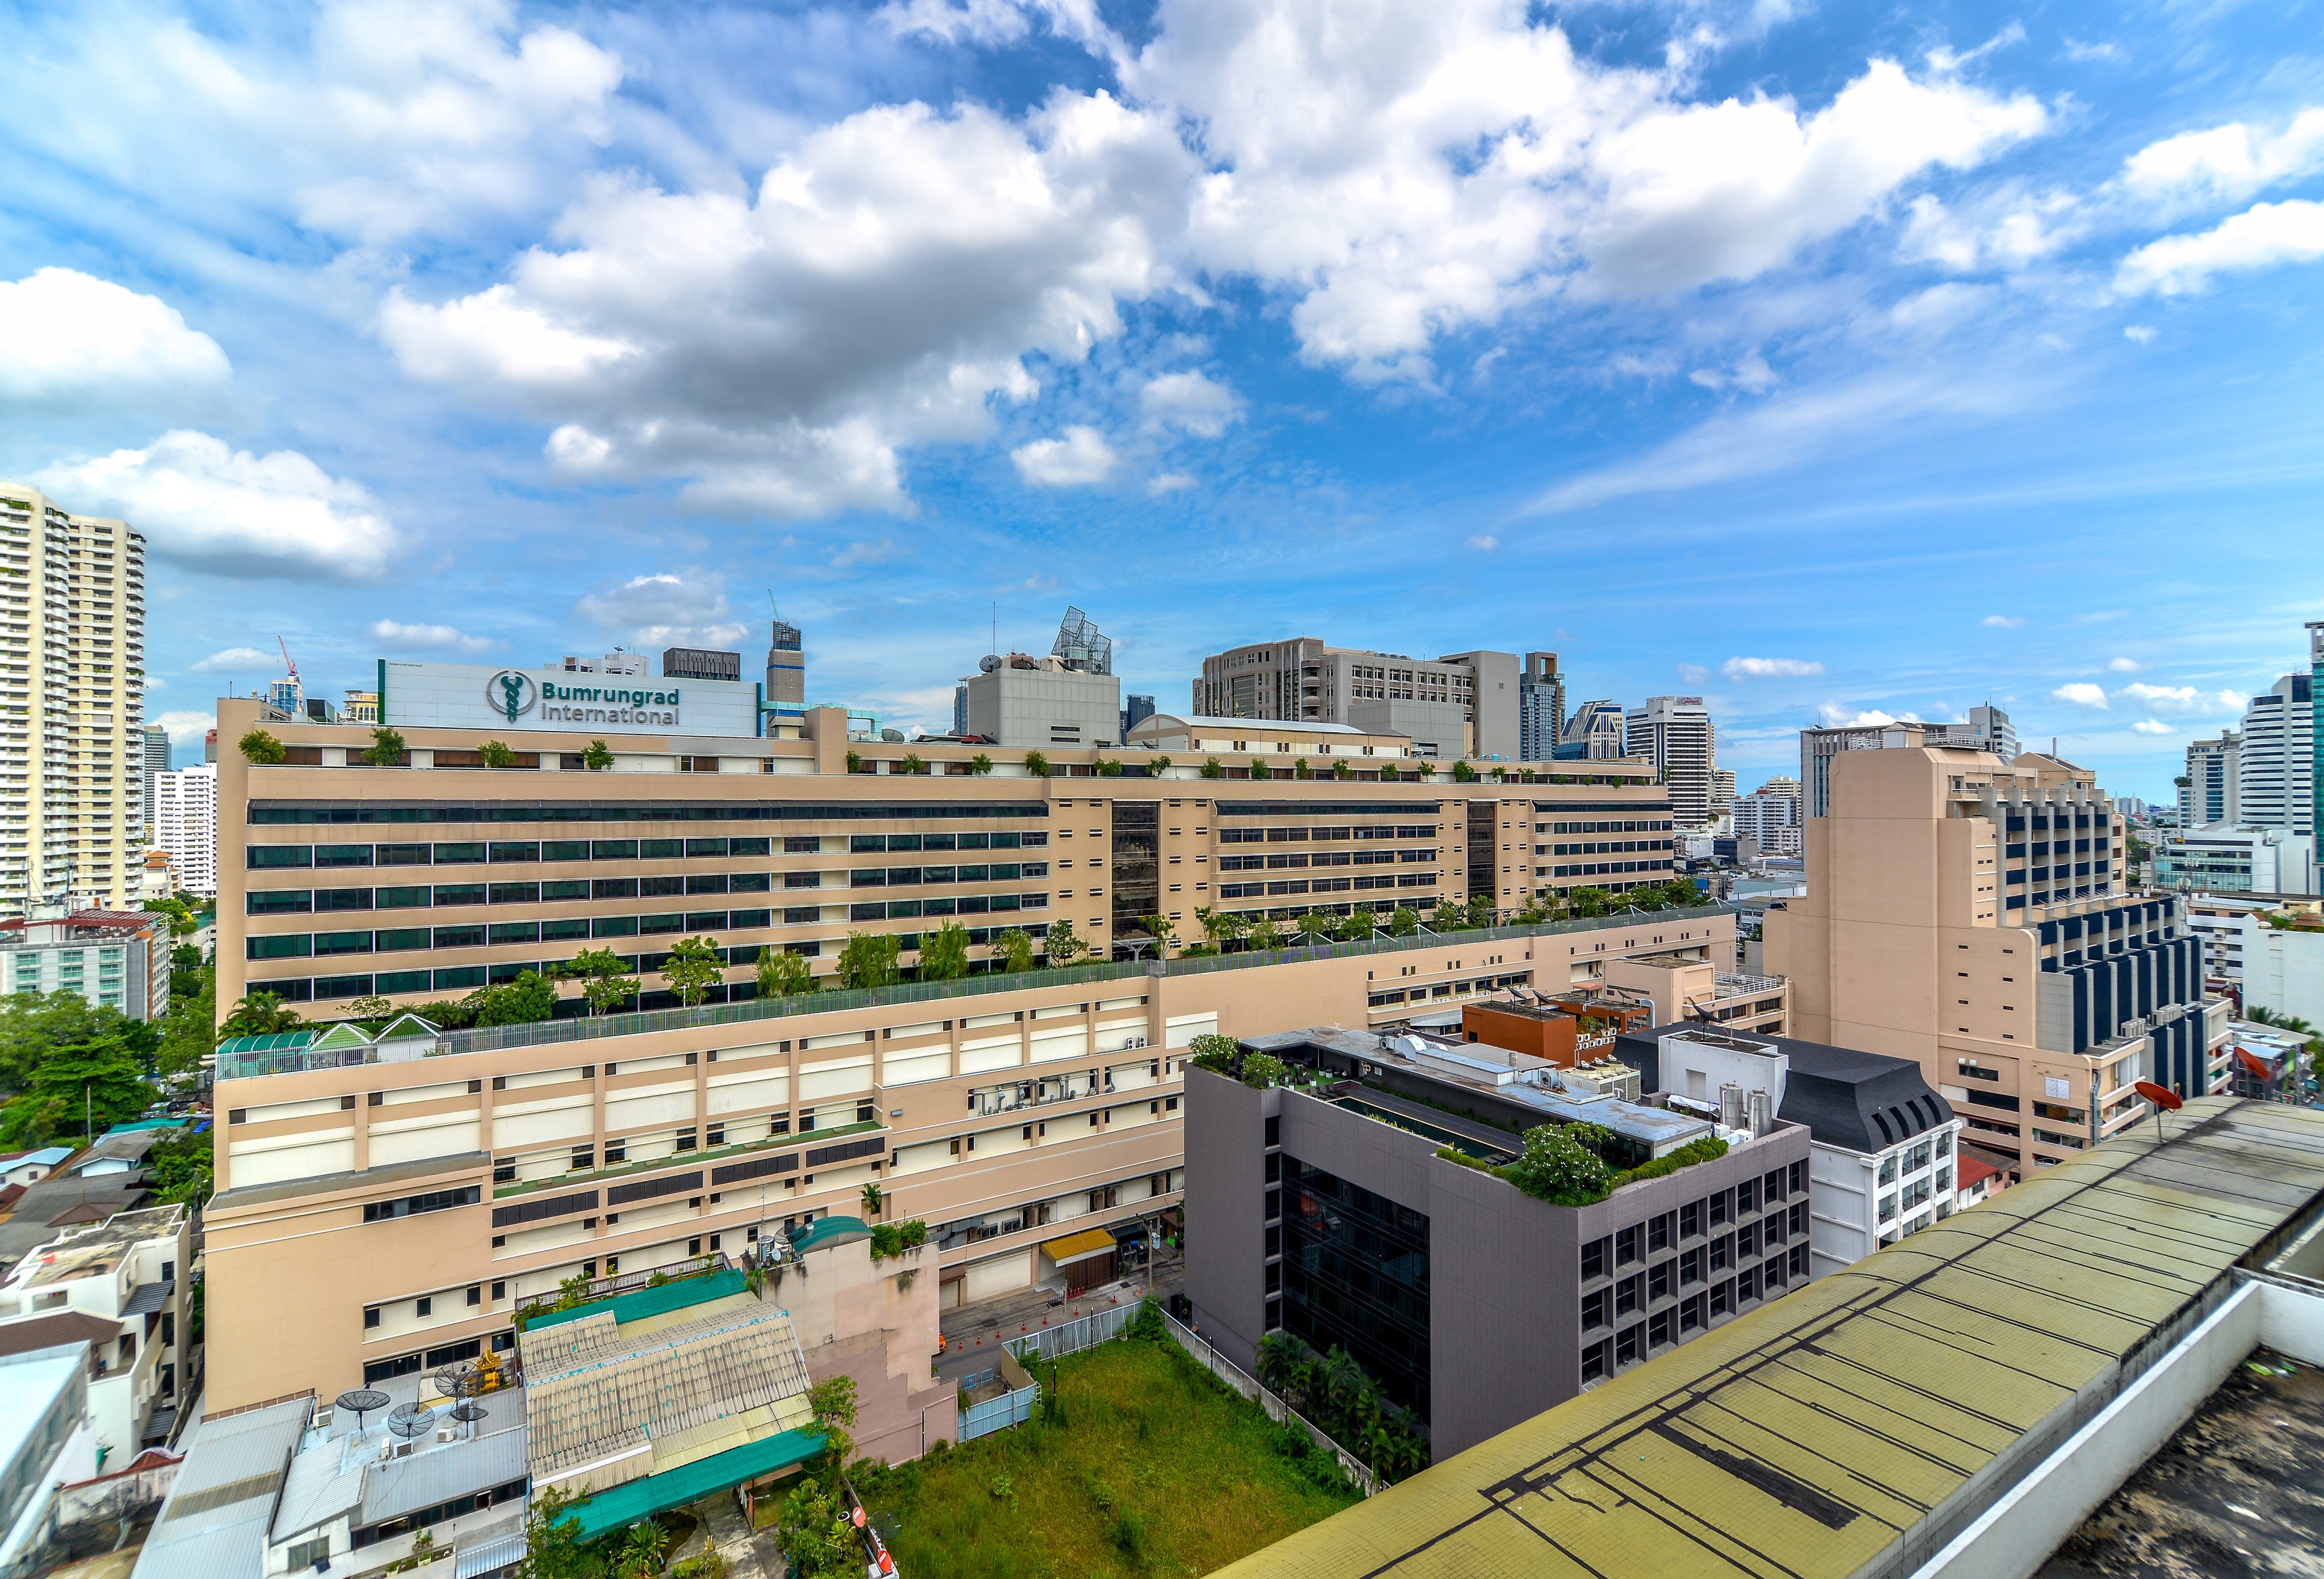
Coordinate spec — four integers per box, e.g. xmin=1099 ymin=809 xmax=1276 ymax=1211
xmin=1436 ymin=1123 xmax=1730 ymax=1208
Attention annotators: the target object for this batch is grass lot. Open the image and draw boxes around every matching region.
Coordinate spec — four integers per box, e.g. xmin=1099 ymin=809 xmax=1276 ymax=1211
xmin=856 ymin=1336 xmax=1361 ymax=1578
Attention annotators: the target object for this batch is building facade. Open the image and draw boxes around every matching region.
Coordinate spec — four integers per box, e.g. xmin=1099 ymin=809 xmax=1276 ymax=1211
xmin=1625 ymin=698 xmax=1716 ymax=828
xmin=1183 ymin=1030 xmax=1810 ymax=1459
xmin=1763 ymin=739 xmax=2231 ymax=1181
xmin=1518 ymin=652 xmax=1565 ymax=763
xmin=2237 ymin=674 xmax=2313 ymax=836
xmin=1616 ymin=1026 xmax=1962 ymax=1275
xmin=1560 ymin=700 xmax=1625 ymax=761
xmin=959 ymin=657 xmax=1122 ymax=751
xmin=767 ymin=616 xmax=805 ymax=708
xmin=155 ymin=763 xmax=217 ymax=897
xmin=2238 ymin=908 xmax=2324 ymax=1028
xmin=1799 ymin=705 xmax=2015 ymax=820
xmin=0 ymin=484 xmax=146 ymax=915
xmin=0 ymin=910 xmax=171 ymax=1020
xmin=0 ymin=1204 xmax=190 ymax=1456
xmin=2180 ymin=731 xmax=2241 ymax=830
xmin=140 ymin=726 xmax=169 ymax=842
xmin=2152 ymin=822 xmax=2316 ymax=896
xmin=1734 ymin=776 xmax=1802 ymax=856
xmin=1192 ymin=641 xmax=1529 ymax=761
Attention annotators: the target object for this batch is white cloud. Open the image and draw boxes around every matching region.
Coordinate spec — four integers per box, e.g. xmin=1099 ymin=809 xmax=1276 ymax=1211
xmin=1146 ymin=472 xmax=1196 ymax=495
xmin=0 ymin=270 xmax=230 ymax=406
xmin=1817 ymin=704 xmax=1902 ymax=727
xmin=2117 ymin=683 xmax=2242 ymax=716
xmin=1467 ymin=534 xmax=1500 ymax=551
xmin=384 ymin=93 xmax=1185 ymax=517
xmin=2123 ymin=324 xmax=2155 ymax=343
xmin=2120 ymin=109 xmax=2324 ymax=203
xmin=2106 ymin=656 xmax=2143 ymax=673
xmin=10 ymin=0 xmax=625 ymax=246
xmin=2052 ymin=682 xmax=2109 ymax=709
xmin=1724 ymin=656 xmax=1824 ymax=679
xmin=371 ymin=619 xmax=494 ymax=653
xmin=575 ymin=569 xmax=745 ymax=648
xmin=151 ymin=709 xmax=215 ymax=749
xmin=36 ymin=431 xmax=397 ymax=581
xmin=1140 ymin=370 xmax=1241 ymax=436
xmin=1011 ymin=425 xmax=1117 ymax=486
xmin=1898 ymin=190 xmax=2077 ymax=272
xmin=2132 ymin=720 xmax=2172 ymax=736
xmin=2116 ymin=200 xmax=2324 ymax=296
xmin=191 ymin=646 xmax=274 ymax=673
xmin=1981 ymin=614 xmax=2024 ymax=627
xmin=1689 ymin=354 xmax=1779 ymax=393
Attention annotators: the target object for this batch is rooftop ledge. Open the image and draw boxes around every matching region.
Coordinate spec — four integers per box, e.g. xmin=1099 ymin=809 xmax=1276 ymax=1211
xmin=217 ymin=905 xmax=1737 ymax=1081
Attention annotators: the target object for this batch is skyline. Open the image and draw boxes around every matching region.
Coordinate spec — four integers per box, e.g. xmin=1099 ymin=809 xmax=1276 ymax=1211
xmin=5 ymin=0 xmax=2322 ymax=800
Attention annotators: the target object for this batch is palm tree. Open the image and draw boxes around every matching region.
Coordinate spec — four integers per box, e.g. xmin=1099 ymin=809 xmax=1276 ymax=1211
xmin=619 ymin=1519 xmax=670 ymax=1577
xmin=860 ymin=1181 xmax=883 ymax=1217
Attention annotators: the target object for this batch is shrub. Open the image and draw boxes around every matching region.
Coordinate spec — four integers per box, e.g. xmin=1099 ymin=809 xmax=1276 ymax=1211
xmin=582 ymin=738 xmax=614 ymax=770
xmin=1201 ymin=757 xmax=1225 ymax=779
xmin=968 ymin=753 xmax=994 ymax=775
xmin=898 ymin=1218 xmax=927 ymax=1248
xmin=846 ymin=750 xmax=865 ymax=773
xmin=870 ymin=1223 xmax=903 ymax=1258
xmin=1123 ymin=1295 xmax=1167 ymax=1342
xmin=1148 ymin=755 xmax=1171 ymax=775
xmin=1506 ymin=1123 xmax=1615 ymax=1206
xmin=364 ymin=726 xmax=407 ymax=766
xmin=1023 ymin=750 xmax=1050 ymax=778
xmin=1247 ymin=755 xmax=1272 ymax=780
xmin=479 ymin=738 xmax=513 ymax=767
xmin=1113 ymin=1509 xmax=1148 ymax=1559
xmin=899 ymin=751 xmax=927 ymax=776
xmin=1187 ymin=1032 xmax=1238 ymax=1076
xmin=1331 ymin=759 xmax=1353 ymax=780
xmin=1096 ymin=758 xmax=1123 ymax=776
xmin=238 ymin=729 xmax=287 ymax=765
xmin=1241 ymin=1052 xmax=1288 ymax=1089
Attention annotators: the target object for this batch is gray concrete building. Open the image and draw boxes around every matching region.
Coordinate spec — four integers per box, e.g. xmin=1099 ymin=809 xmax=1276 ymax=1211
xmin=1192 ymin=641 xmax=1536 ymax=762
xmin=1800 ymin=704 xmax=2017 ymax=820
xmin=1183 ymin=1027 xmax=1812 ymax=1459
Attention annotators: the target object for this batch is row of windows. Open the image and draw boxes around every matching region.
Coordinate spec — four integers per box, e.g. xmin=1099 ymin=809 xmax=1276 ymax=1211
xmin=1216 ymin=849 xmax=1434 ymax=871
xmin=845 ymin=832 xmax=1047 ymax=852
xmin=1578 ymin=1165 xmax=1804 ymax=1279
xmin=1217 ymin=824 xmax=1436 ymax=844
xmin=250 ymin=875 xmax=777 ymax=913
xmin=1539 ymin=839 xmax=1669 ymax=856
xmin=1580 ymin=1248 xmax=1808 ymax=1381
xmin=250 ymin=801 xmax=1051 ymax=825
xmin=1580 ymin=1216 xmax=1798 ymax=1325
xmin=1539 ymin=820 xmax=1673 ymax=834
xmin=1217 ymin=873 xmax=1436 ymax=898
xmin=846 ymin=893 xmax=1049 ymax=921
xmin=251 ymin=832 xmax=1047 ymax=868
xmin=848 ymin=863 xmax=1047 ymax=886
xmin=1539 ymin=859 xmax=1675 ymax=878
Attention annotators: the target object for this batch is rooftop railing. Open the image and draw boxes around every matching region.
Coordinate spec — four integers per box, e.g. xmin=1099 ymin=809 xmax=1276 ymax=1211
xmin=215 ymin=904 xmax=1737 ymax=1080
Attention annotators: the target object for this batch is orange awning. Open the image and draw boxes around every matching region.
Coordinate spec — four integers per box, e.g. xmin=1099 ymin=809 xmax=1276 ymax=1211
xmin=1039 ymin=1228 xmax=1119 ymax=1266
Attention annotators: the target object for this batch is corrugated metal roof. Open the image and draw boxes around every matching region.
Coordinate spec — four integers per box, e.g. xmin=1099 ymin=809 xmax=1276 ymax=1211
xmin=212 ymin=1031 xmax=317 ymax=1056
xmin=361 ymin=1427 xmax=529 ymax=1527
xmin=132 ymin=1397 xmax=310 ymax=1579
xmin=1212 ymin=1097 xmax=2324 ymax=1579
xmin=524 ymin=1267 xmax=750 ymax=1332
xmin=121 ymin=1280 xmax=174 ymax=1316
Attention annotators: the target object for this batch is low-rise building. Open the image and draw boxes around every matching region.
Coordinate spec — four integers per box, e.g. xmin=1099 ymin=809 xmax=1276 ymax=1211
xmin=2154 ymin=822 xmax=2316 ymax=896
xmin=155 ymin=764 xmax=217 ymax=898
xmin=0 ymin=1149 xmax=74 ymax=1190
xmin=1595 ymin=948 xmax=1789 ymax=1035
xmin=0 ymin=1341 xmax=99 ymax=1573
xmin=0 ymin=1205 xmax=190 ymax=1456
xmin=0 ymin=910 xmax=171 ymax=1021
xmin=2238 ymin=902 xmax=2324 ymax=1027
xmin=1615 ymin=1025 xmax=1964 ymax=1276
xmin=1123 ymin=714 xmax=1410 ymax=763
xmin=1183 ymin=1026 xmax=1812 ymax=1459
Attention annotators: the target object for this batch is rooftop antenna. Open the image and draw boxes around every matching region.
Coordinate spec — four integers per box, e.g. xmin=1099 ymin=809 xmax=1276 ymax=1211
xmin=335 ymin=1388 xmax=389 ymax=1434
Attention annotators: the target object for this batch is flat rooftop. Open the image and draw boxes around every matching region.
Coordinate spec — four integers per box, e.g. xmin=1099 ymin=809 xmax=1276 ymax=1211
xmin=1211 ymin=1097 xmax=2324 ymax=1579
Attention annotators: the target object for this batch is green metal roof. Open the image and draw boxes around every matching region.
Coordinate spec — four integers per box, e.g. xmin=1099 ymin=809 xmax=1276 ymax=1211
xmin=560 ymin=1428 xmax=827 ymax=1543
xmin=791 ymin=1215 xmax=871 ymax=1254
xmin=525 ymin=1268 xmax=751 ymax=1333
xmin=1214 ymin=1097 xmax=2324 ymax=1579
xmin=212 ymin=1030 xmax=316 ymax=1056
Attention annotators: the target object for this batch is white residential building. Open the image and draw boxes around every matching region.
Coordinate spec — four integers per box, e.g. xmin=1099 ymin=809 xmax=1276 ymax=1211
xmin=1626 ymin=1026 xmax=1964 ymax=1275
xmin=139 ymin=727 xmax=168 ymax=842
xmin=0 ymin=910 xmax=172 ymax=1021
xmin=2179 ymin=732 xmax=2240 ymax=830
xmin=1734 ymin=776 xmax=1803 ymax=856
xmin=0 ymin=1205 xmax=190 ymax=1460
xmin=2184 ymin=894 xmax=2276 ymax=990
xmin=0 ymin=484 xmax=147 ymax=914
xmin=1627 ymin=697 xmax=1716 ymax=828
xmin=1799 ymin=704 xmax=2016 ymax=820
xmin=154 ymin=763 xmax=217 ymax=897
xmin=2236 ymin=675 xmax=2313 ymax=835
xmin=0 ymin=1341 xmax=99 ymax=1572
xmin=2238 ymin=908 xmax=2324 ymax=1028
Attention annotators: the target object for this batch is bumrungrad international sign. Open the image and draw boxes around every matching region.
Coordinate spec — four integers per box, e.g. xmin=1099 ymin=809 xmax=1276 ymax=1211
xmin=383 ymin=659 xmax=763 ymax=738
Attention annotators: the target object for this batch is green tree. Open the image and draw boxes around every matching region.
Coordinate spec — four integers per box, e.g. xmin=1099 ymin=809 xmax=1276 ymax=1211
xmin=756 ymin=946 xmax=815 ymax=997
xmin=1414 ymin=761 xmax=1435 ymax=778
xmin=582 ymin=738 xmax=614 ymax=770
xmin=845 ymin=750 xmax=865 ymax=774
xmin=1186 ymin=1032 xmax=1239 ymax=1074
xmin=148 ymin=1123 xmax=213 ymax=1206
xmin=898 ymin=752 xmax=927 ymax=776
xmin=1137 ymin=914 xmax=1176 ymax=953
xmin=1043 ymin=919 xmax=1086 ymax=967
xmin=1296 ymin=912 xmax=1333 ymax=945
xmin=1246 ymin=917 xmax=1284 ymax=952
xmin=918 ymin=921 xmax=970 ymax=981
xmin=470 ymin=969 xmax=557 ymax=1026
xmin=1246 ymin=755 xmax=1272 ymax=780
xmin=218 ymin=991 xmax=301 ymax=1039
xmin=1506 ymin=1123 xmax=1615 ymax=1205
xmin=618 ymin=1520 xmax=670 ymax=1577
xmin=861 ymin=1181 xmax=883 ymax=1217
xmin=1200 ymin=757 xmax=1225 ymax=779
xmin=1096 ymin=758 xmax=1123 ymax=777
xmin=1022 ymin=750 xmax=1051 ymax=778
xmin=775 ymin=1480 xmax=856 ymax=1579
xmin=1565 ymin=886 xmax=1609 ymax=918
xmin=561 ymin=948 xmax=638 ymax=1016
xmin=806 ymin=1374 xmax=859 ymax=1473
xmin=1451 ymin=761 xmax=1478 ymax=782
xmin=480 ymin=738 xmax=514 ymax=767
xmin=141 ymin=897 xmax=198 ymax=937
xmin=1332 ymin=758 xmax=1354 ymax=780
xmin=237 ymin=729 xmax=287 ymax=765
xmin=989 ymin=927 xmax=1036 ymax=972
xmin=1388 ymin=905 xmax=1419 ymax=937
xmin=156 ymin=990 xmax=215 ymax=1080
xmin=0 ymin=1095 xmax=65 ymax=1148
xmin=1240 ymin=1052 xmax=1287 ymax=1089
xmin=968 ymin=753 xmax=994 ymax=776
xmin=363 ymin=726 xmax=407 ymax=766
xmin=1293 ymin=758 xmax=1312 ymax=779
xmin=658 ymin=937 xmax=726 ymax=1006
xmin=516 ymin=1483 xmax=593 ymax=1579
xmin=33 ymin=1024 xmax=158 ymax=1141
xmin=1335 ymin=910 xmax=1375 ymax=942
xmin=1148 ymin=754 xmax=1172 ymax=775
xmin=837 ymin=932 xmax=901 ymax=990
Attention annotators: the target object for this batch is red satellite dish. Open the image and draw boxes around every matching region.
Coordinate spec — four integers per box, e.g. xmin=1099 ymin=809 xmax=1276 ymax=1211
xmin=2235 ymin=1048 xmax=2274 ymax=1080
xmin=2134 ymin=1080 xmax=2183 ymax=1111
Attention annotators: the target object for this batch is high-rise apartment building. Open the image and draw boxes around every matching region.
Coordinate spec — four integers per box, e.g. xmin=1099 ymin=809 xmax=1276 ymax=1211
xmin=1709 ymin=768 xmax=1737 ymax=823
xmin=202 ymin=686 xmax=1729 ymax=1415
xmin=1734 ymin=776 xmax=1802 ymax=856
xmin=1798 ymin=705 xmax=2015 ymax=820
xmin=662 ymin=646 xmax=742 ymax=682
xmin=1625 ymin=697 xmax=1716 ymax=828
xmin=1763 ymin=738 xmax=2229 ymax=1182
xmin=1561 ymin=700 xmax=1626 ymax=760
xmin=1518 ymin=652 xmax=1565 ymax=762
xmin=140 ymin=724 xmax=169 ymax=839
xmin=2235 ymin=674 xmax=2313 ymax=836
xmin=2180 ymin=731 xmax=2241 ymax=829
xmin=1193 ymin=640 xmax=1531 ymax=760
xmin=155 ymin=762 xmax=217 ymax=897
xmin=0 ymin=483 xmax=145 ymax=914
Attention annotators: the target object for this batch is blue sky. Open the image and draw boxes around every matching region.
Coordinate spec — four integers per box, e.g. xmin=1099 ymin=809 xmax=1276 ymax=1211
xmin=3 ymin=0 xmax=2321 ymax=798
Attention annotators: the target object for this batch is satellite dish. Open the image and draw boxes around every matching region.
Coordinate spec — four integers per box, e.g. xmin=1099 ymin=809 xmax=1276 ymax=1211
xmin=2133 ymin=1080 xmax=2182 ymax=1111
xmin=434 ymin=1364 xmax=480 ymax=1400
xmin=335 ymin=1389 xmax=390 ymax=1433
xmin=386 ymin=1402 xmax=435 ymax=1441
xmin=2235 ymin=1047 xmax=2273 ymax=1080
xmin=449 ymin=1401 xmax=490 ymax=1425
xmin=978 ymin=654 xmax=1001 ymax=674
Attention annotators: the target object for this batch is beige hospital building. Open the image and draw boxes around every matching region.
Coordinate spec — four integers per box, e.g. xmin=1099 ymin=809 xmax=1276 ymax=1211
xmin=205 ymin=684 xmax=1729 ymax=1413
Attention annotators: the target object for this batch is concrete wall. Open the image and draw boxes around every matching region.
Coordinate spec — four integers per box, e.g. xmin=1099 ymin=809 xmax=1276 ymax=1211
xmin=2241 ymin=914 xmax=2324 ymax=1024
xmin=1180 ymin=1068 xmax=1272 ymax=1376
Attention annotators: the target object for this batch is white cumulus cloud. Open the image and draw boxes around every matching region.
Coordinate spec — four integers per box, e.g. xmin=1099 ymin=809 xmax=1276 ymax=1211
xmin=2120 ymin=108 xmax=2324 ymax=203
xmin=1140 ymin=370 xmax=1241 ymax=436
xmin=0 ymin=269 xmax=231 ymax=407
xmin=1724 ymin=656 xmax=1824 ymax=679
xmin=1012 ymin=426 xmax=1117 ymax=486
xmin=575 ymin=569 xmax=745 ymax=649
xmin=150 ymin=709 xmax=215 ymax=749
xmin=2132 ymin=720 xmax=2172 ymax=736
xmin=2106 ymin=657 xmax=2144 ymax=672
xmin=2052 ymin=682 xmax=2109 ymax=709
xmin=372 ymin=619 xmax=494 ymax=653
xmin=1817 ymin=704 xmax=1903 ymax=727
xmin=2117 ymin=683 xmax=2242 ymax=716
xmin=36 ymin=431 xmax=398 ymax=581
xmin=1981 ymin=614 xmax=2024 ymax=627
xmin=2116 ymin=199 xmax=2324 ymax=296
xmin=191 ymin=647 xmax=274 ymax=673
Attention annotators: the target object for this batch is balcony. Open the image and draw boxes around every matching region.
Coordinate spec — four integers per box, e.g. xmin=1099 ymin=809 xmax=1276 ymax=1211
xmin=966 ymin=1069 xmax=1136 ymax=1118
